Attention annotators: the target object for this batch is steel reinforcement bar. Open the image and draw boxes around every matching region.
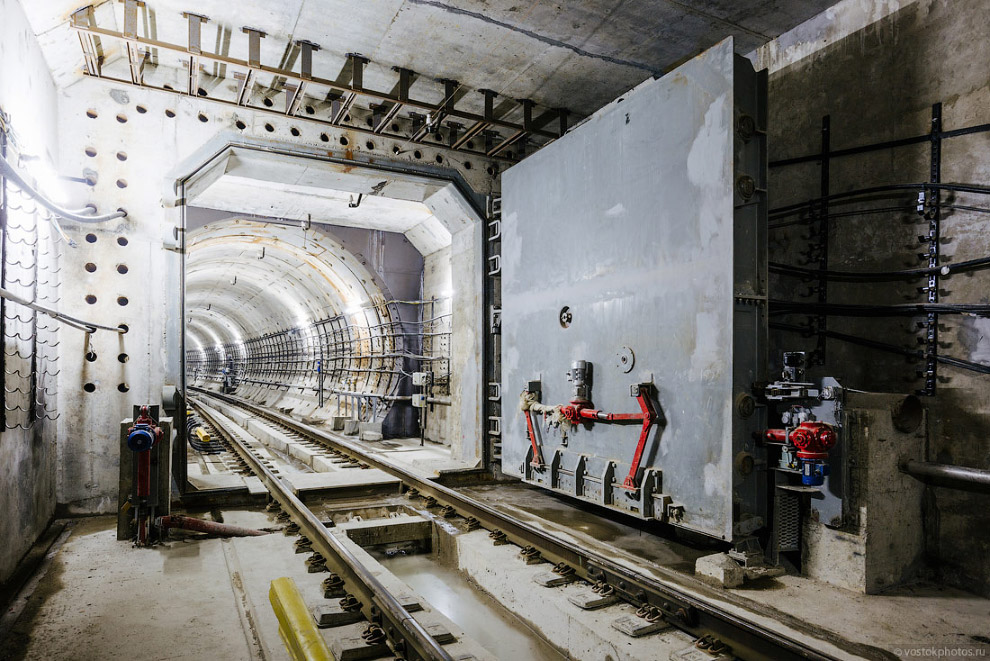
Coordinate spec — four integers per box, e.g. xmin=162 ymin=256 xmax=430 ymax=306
xmin=190 ymin=386 xmax=889 ymax=661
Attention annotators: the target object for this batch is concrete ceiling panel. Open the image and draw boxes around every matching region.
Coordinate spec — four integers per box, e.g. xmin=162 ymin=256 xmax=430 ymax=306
xmin=19 ymin=0 xmax=839 ymax=123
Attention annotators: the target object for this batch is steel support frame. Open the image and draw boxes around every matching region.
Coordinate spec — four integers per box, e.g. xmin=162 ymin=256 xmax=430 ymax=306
xmin=484 ymin=196 xmax=502 ymax=470
xmin=68 ymin=8 xmax=568 ymax=164
xmin=810 ymin=115 xmax=830 ymax=366
xmin=193 ymin=387 xmax=855 ymax=661
xmin=919 ymin=103 xmax=942 ymax=396
xmin=769 ymin=102 xmax=989 ymax=396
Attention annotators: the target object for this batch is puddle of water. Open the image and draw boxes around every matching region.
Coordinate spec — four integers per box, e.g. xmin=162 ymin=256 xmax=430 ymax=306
xmin=375 ymin=552 xmax=565 ymax=661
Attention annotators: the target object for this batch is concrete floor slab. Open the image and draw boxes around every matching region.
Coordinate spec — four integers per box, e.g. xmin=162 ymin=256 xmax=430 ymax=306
xmin=281 ymin=470 xmax=401 ymax=496
xmin=0 ymin=517 xmax=264 ymax=661
xmin=459 ymin=483 xmax=990 ymax=658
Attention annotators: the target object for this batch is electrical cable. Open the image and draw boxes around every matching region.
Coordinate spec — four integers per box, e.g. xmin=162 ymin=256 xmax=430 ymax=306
xmin=769 ymin=255 xmax=990 ymax=281
xmin=0 ymin=151 xmax=126 ymax=224
xmin=0 ymin=285 xmax=124 ymax=334
xmin=771 ymin=322 xmax=990 ymax=376
xmin=769 ymin=182 xmax=990 ymax=218
xmin=770 ymin=300 xmax=990 ymax=317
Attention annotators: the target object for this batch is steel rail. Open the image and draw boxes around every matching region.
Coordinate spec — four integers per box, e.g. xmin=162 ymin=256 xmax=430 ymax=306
xmin=190 ymin=397 xmax=453 ymax=661
xmin=190 ymin=386 xmax=889 ymax=661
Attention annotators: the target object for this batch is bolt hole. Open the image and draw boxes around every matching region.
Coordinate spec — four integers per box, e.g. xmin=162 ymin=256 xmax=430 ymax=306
xmin=136 ymin=105 xmax=147 ymax=114
xmin=305 ymin=105 xmax=315 ymax=115
xmin=344 ymin=114 xmax=351 ymax=123
xmin=86 ymin=109 xmax=98 ymax=119
xmin=85 ymin=233 xmax=97 ymax=244
xmin=165 ymin=109 xmax=176 ymax=118
xmin=85 ymin=147 xmax=97 ymax=158
xmin=117 ymin=296 xmax=129 ymax=306
xmin=85 ymin=351 xmax=97 ymax=362
xmin=116 ymin=114 xmax=127 ymax=124
xmin=391 ymin=123 xmax=399 ymax=132
xmin=197 ymin=112 xmax=208 ymax=123
xmin=85 ymin=294 xmax=97 ymax=305
xmin=464 ymin=161 xmax=472 ymax=170
xmin=392 ymin=146 xmax=400 ymax=155
xmin=116 ymin=151 xmax=127 ymax=162
xmin=117 ymin=383 xmax=130 ymax=393
xmin=117 ymin=237 xmax=128 ymax=246
xmin=559 ymin=306 xmax=572 ymax=329
xmin=83 ymin=383 xmax=96 ymax=393
xmin=118 ymin=353 xmax=129 ymax=363
xmin=197 ymin=87 xmax=207 ymax=97
xmin=264 ymin=123 xmax=275 ymax=133
xmin=85 ymin=263 xmax=97 ymax=273
xmin=339 ymin=136 xmax=348 ymax=146
xmin=365 ymin=140 xmax=374 ymax=150
xmin=290 ymin=127 xmax=301 ymax=137
xmin=115 ymin=179 xmax=127 ymax=189
xmin=466 ymin=140 xmax=474 ymax=150
xmin=487 ymin=165 xmax=498 ymax=176
xmin=413 ymin=150 xmax=422 ymax=160
xmin=235 ymin=119 xmax=246 ymax=130
xmin=163 ymin=84 xmax=174 ymax=91
xmin=435 ymin=154 xmax=444 ymax=164
xmin=117 ymin=264 xmax=128 ymax=274
xmin=118 ymin=324 xmax=129 ymax=333
xmin=319 ymin=133 xmax=329 ymax=143
xmin=263 ymin=97 xmax=274 ymax=107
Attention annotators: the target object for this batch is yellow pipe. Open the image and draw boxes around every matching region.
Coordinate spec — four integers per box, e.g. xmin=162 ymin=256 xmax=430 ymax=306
xmin=194 ymin=427 xmax=211 ymax=444
xmin=269 ymin=577 xmax=333 ymax=661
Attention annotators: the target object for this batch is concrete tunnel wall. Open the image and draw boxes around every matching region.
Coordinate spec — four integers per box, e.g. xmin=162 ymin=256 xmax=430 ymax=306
xmin=48 ymin=70 xmax=494 ymax=516
xmin=0 ymin=0 xmax=62 ymax=586
xmin=754 ymin=0 xmax=990 ymax=596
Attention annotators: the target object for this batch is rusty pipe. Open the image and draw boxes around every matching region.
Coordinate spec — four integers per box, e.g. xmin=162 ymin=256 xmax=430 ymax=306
xmin=157 ymin=515 xmax=269 ymax=537
xmin=901 ymin=460 xmax=990 ymax=493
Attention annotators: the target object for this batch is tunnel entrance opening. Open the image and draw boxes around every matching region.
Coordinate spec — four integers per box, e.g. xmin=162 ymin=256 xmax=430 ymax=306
xmin=173 ymin=142 xmax=487 ymax=494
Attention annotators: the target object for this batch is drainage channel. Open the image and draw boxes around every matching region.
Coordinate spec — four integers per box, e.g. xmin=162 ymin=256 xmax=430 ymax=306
xmin=189 ymin=387 xmax=882 ymax=661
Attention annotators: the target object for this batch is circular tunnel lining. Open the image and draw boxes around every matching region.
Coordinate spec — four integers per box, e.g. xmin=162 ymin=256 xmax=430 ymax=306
xmin=184 ymin=219 xmax=409 ymax=420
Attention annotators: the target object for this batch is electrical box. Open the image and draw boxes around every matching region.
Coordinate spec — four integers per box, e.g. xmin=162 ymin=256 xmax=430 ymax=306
xmin=412 ymin=372 xmax=430 ymax=387
xmin=500 ymin=38 xmax=768 ymax=542
xmin=412 ymin=394 xmax=427 ymax=408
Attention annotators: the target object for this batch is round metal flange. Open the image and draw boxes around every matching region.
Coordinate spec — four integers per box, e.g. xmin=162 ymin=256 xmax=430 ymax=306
xmin=616 ymin=346 xmax=635 ymax=373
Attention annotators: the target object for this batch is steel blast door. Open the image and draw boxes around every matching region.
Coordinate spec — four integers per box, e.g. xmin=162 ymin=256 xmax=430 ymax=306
xmin=500 ymin=38 xmax=768 ymax=541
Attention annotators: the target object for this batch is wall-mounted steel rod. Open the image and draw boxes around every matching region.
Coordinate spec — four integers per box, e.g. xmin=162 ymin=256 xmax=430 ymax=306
xmin=902 ymin=460 xmax=990 ymax=493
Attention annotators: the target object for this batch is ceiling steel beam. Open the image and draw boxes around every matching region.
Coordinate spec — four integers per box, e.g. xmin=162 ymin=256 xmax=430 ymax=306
xmin=68 ymin=10 xmax=568 ymax=163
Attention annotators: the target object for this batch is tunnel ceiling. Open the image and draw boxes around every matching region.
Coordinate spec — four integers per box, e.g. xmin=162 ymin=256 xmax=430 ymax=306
xmin=24 ymin=0 xmax=836 ymax=117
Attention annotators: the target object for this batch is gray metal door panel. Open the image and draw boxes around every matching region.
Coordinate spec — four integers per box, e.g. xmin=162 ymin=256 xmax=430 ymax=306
xmin=501 ymin=38 xmax=764 ymax=541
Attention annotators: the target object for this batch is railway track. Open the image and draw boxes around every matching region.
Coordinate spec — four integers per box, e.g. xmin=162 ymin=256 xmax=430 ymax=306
xmin=189 ymin=387 xmax=882 ymax=661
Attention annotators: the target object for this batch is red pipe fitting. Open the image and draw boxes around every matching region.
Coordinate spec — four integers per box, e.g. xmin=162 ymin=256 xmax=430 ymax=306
xmin=764 ymin=421 xmax=837 ymax=459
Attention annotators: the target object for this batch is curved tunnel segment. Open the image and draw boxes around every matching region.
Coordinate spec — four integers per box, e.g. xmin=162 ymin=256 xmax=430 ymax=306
xmin=184 ymin=218 xmax=451 ymax=436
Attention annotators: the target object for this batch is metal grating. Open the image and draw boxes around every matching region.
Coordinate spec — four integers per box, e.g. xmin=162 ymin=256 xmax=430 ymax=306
xmin=774 ymin=491 xmax=801 ymax=553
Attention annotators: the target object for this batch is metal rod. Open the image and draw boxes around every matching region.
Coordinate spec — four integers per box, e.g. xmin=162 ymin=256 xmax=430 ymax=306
xmin=902 ymin=460 xmax=990 ymax=493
